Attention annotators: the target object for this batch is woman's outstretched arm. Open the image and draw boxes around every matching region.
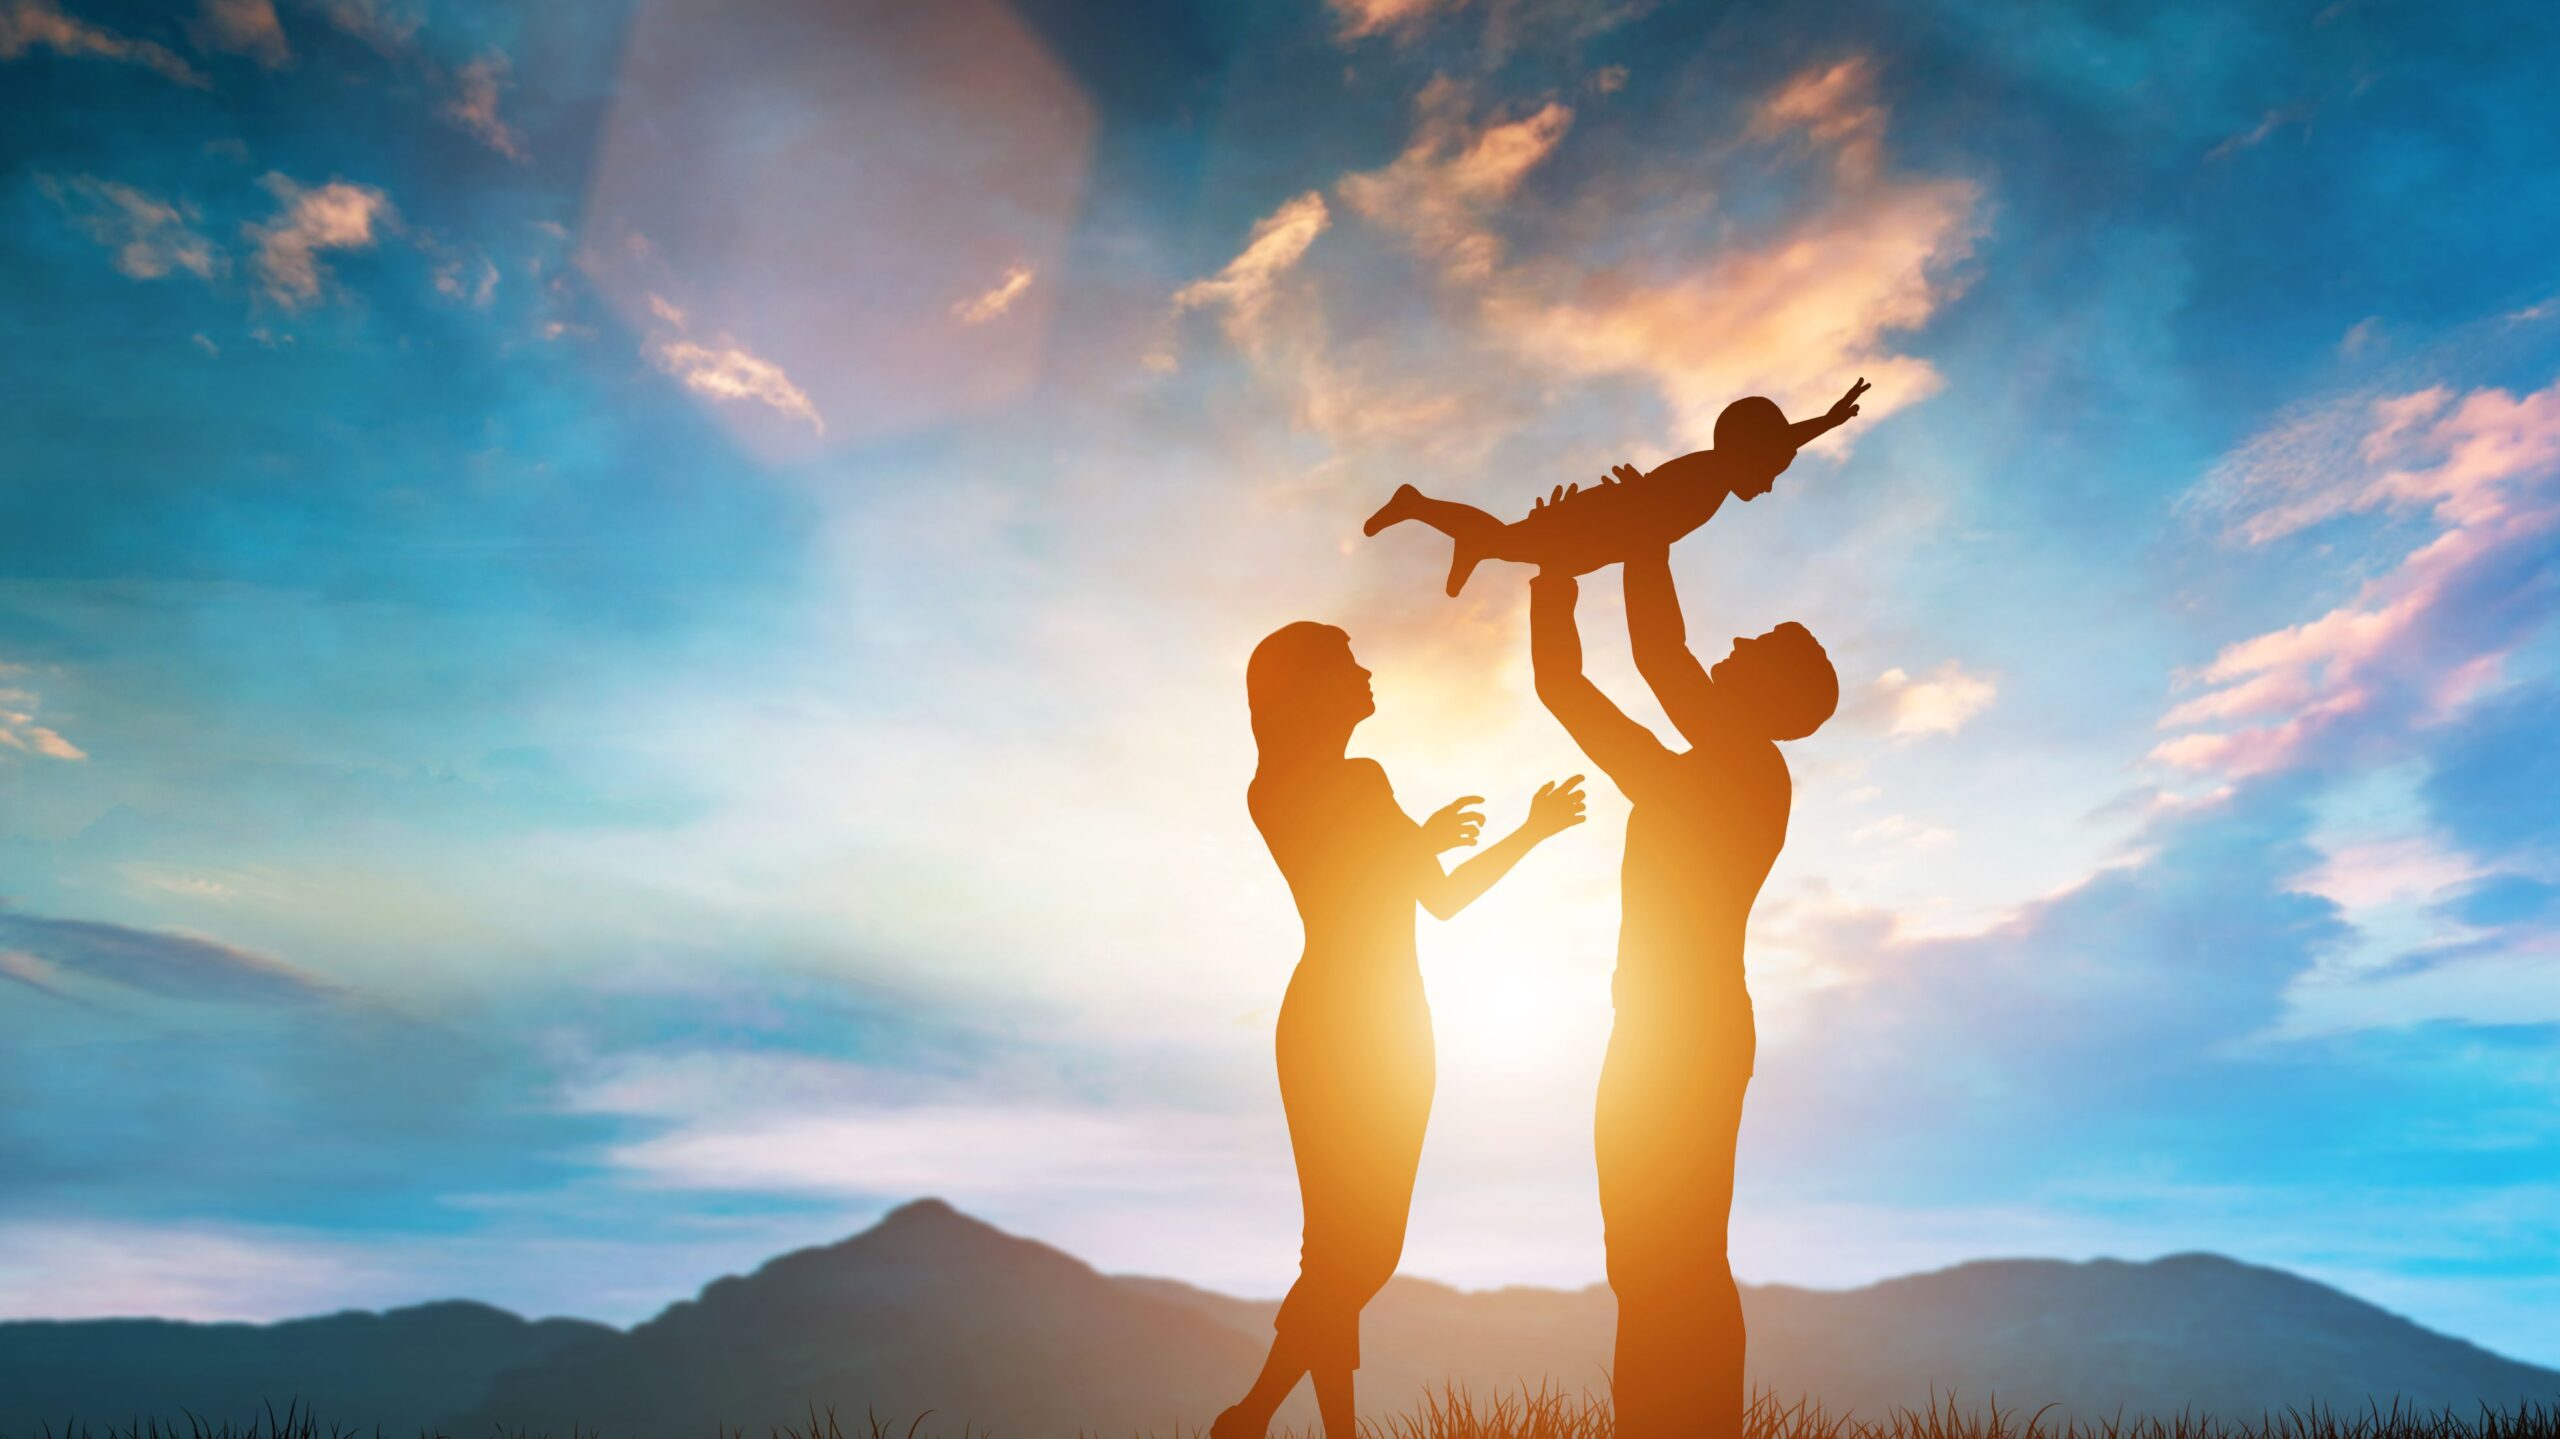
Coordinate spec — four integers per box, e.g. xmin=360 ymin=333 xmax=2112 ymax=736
xmin=1416 ymin=777 xmax=1585 ymax=920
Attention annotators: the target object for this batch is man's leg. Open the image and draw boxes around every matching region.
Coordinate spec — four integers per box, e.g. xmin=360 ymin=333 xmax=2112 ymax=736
xmin=1598 ymin=1018 xmax=1752 ymax=1439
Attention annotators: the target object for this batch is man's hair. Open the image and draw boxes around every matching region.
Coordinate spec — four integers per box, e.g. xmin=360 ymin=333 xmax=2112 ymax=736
xmin=1758 ymin=621 xmax=1838 ymax=741
xmin=1714 ymin=395 xmax=1789 ymax=454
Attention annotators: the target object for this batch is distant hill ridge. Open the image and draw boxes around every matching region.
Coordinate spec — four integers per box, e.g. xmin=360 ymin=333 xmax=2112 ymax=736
xmin=4 ymin=1198 xmax=2553 ymax=1438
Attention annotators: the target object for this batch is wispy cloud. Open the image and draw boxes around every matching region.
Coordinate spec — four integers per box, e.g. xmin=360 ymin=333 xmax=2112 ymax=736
xmin=301 ymin=0 xmax=416 ymax=57
xmin=643 ymin=291 xmax=825 ymax=433
xmin=1328 ymin=0 xmax=1463 ymax=41
xmin=1754 ymin=56 xmax=1887 ymax=180
xmin=246 ymin=172 xmax=394 ymax=308
xmin=0 ymin=908 xmax=336 ymax=1004
xmin=1873 ymin=661 xmax=1998 ymax=738
xmin=952 ymin=263 xmax=1035 ymax=325
xmin=193 ymin=0 xmax=289 ymax=68
xmin=0 ymin=662 xmax=84 ymax=761
xmin=1338 ymin=79 xmax=1572 ymax=282
xmin=2158 ymin=376 xmax=2560 ymax=780
xmin=1154 ymin=191 xmax=1331 ymax=372
xmin=0 ymin=0 xmax=208 ymax=87
xmin=40 ymin=174 xmax=221 ymax=281
xmin=444 ymin=50 xmax=528 ymax=162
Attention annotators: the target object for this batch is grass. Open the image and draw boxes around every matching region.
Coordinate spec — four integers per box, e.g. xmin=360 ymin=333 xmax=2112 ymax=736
xmin=10 ymin=1393 xmax=2560 ymax=1439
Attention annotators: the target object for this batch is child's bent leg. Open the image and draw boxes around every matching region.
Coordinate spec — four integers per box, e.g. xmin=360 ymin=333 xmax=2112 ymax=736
xmin=1363 ymin=486 xmax=1509 ymax=597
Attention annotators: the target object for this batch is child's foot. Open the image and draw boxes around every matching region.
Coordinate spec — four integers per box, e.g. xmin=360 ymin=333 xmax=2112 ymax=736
xmin=1209 ymin=1404 xmax=1265 ymax=1439
xmin=1363 ymin=484 xmax=1421 ymax=537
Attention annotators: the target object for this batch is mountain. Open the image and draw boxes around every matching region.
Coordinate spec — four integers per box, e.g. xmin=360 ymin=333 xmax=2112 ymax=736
xmin=0 ymin=1299 xmax=609 ymax=1434
xmin=1136 ymin=1255 xmax=2560 ymax=1425
xmin=5 ymin=1201 xmax=2556 ymax=1436
xmin=448 ymin=1198 xmax=1269 ymax=1438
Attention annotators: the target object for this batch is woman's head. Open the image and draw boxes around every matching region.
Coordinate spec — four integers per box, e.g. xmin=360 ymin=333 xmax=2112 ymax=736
xmin=1710 ymin=621 xmax=1838 ymax=741
xmin=1248 ymin=621 xmax=1374 ymax=758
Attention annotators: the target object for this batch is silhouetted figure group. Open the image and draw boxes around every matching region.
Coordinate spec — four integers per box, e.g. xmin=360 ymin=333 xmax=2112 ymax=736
xmin=1216 ymin=380 xmax=1863 ymax=1439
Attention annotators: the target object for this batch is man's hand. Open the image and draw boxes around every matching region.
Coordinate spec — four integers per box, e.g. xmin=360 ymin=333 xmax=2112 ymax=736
xmin=1826 ymin=377 xmax=1871 ymax=426
xmin=1422 ymin=795 xmax=1486 ymax=853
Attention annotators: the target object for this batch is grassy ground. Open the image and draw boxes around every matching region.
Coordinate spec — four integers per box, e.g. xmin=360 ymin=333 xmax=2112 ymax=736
xmin=10 ymin=1394 xmax=2560 ymax=1439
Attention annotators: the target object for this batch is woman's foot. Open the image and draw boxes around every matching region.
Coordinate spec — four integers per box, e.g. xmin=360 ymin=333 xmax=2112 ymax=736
xmin=1209 ymin=1403 xmax=1265 ymax=1439
xmin=1363 ymin=484 xmax=1421 ymax=537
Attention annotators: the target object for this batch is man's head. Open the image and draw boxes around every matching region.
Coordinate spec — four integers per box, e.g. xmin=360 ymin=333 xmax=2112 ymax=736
xmin=1710 ymin=621 xmax=1838 ymax=741
xmin=1714 ymin=396 xmax=1797 ymax=499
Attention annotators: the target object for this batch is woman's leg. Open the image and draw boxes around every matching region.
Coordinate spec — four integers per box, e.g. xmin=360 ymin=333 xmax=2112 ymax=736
xmin=1212 ymin=1337 xmax=1306 ymax=1437
xmin=1312 ymin=1364 xmax=1357 ymax=1437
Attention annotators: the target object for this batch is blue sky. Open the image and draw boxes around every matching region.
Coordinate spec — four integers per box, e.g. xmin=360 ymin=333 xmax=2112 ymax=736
xmin=4 ymin=0 xmax=2560 ymax=1368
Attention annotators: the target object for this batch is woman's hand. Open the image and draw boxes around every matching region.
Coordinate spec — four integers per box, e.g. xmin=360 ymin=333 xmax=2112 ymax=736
xmin=1525 ymin=775 xmax=1588 ymax=839
xmin=1422 ymin=795 xmax=1487 ymax=853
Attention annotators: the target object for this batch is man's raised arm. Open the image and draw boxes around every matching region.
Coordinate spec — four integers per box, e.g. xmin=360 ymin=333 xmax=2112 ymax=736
xmin=1625 ymin=548 xmax=1721 ymax=748
xmin=1531 ymin=573 xmax=1672 ymax=793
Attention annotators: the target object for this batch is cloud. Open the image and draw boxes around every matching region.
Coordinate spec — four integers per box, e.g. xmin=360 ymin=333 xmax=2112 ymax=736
xmin=193 ymin=0 xmax=289 ymax=67
xmin=1872 ymin=661 xmax=1998 ymax=738
xmin=0 ymin=0 xmax=208 ymax=86
xmin=2157 ymin=376 xmax=2560 ymax=780
xmin=0 ymin=909 xmax=335 ymax=1004
xmin=444 ymin=50 xmax=528 ymax=162
xmin=1753 ymin=56 xmax=1886 ymax=180
xmin=301 ymin=0 xmax=416 ymax=56
xmin=1463 ymin=56 xmax=1979 ymax=448
xmin=1338 ymin=79 xmax=1573 ymax=282
xmin=0 ymin=1220 xmax=379 ymax=1322
xmin=245 ymin=173 xmax=394 ymax=308
xmin=433 ymin=254 xmax=499 ymax=308
xmin=0 ymin=663 xmax=84 ymax=761
xmin=643 ymin=292 xmax=826 ymax=433
xmin=1328 ymin=0 xmax=1462 ymax=41
xmin=40 ymin=174 xmax=222 ymax=281
xmin=1155 ymin=191 xmax=1331 ymax=371
xmin=952 ymin=263 xmax=1035 ymax=325
xmin=1851 ymin=813 xmax=1957 ymax=851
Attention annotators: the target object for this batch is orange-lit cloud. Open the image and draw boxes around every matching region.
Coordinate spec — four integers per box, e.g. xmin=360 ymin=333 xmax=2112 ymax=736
xmin=41 ymin=175 xmax=221 ymax=281
xmin=1338 ymin=79 xmax=1572 ymax=282
xmin=445 ymin=51 xmax=529 ymax=162
xmin=643 ymin=291 xmax=825 ymax=433
xmin=1872 ymin=661 xmax=1998 ymax=738
xmin=1328 ymin=0 xmax=1463 ymax=41
xmin=953 ymin=263 xmax=1035 ymax=325
xmin=193 ymin=0 xmax=289 ymax=68
xmin=0 ymin=0 xmax=207 ymax=86
xmin=246 ymin=173 xmax=393 ymax=308
xmin=1754 ymin=56 xmax=1887 ymax=180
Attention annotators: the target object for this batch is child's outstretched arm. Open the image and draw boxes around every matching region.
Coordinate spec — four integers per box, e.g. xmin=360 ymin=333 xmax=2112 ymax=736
xmin=1784 ymin=376 xmax=1871 ymax=449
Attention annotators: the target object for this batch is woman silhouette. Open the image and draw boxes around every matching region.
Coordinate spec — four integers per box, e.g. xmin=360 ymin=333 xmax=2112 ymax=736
xmin=1215 ymin=622 xmax=1585 ymax=1439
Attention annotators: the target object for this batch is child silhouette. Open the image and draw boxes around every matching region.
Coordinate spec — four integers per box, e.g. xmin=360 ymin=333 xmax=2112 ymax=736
xmin=1364 ymin=378 xmax=1870 ymax=595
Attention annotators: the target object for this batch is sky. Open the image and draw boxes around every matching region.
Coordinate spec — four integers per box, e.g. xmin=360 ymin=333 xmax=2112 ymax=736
xmin=3 ymin=0 xmax=2559 ymax=1370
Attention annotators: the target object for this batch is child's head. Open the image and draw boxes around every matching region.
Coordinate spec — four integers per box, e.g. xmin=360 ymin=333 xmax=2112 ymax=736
xmin=1714 ymin=396 xmax=1797 ymax=499
xmin=1710 ymin=621 xmax=1838 ymax=741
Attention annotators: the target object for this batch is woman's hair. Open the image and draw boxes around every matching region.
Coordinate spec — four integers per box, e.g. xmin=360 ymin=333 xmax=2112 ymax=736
xmin=1247 ymin=620 xmax=1351 ymax=758
xmin=1758 ymin=621 xmax=1840 ymax=741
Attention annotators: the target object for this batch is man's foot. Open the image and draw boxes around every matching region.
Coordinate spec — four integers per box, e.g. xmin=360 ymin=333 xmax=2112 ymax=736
xmin=1363 ymin=484 xmax=1421 ymax=537
xmin=1209 ymin=1403 xmax=1265 ymax=1439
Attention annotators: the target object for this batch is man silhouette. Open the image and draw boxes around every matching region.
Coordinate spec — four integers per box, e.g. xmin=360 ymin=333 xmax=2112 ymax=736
xmin=1528 ymin=549 xmax=1838 ymax=1439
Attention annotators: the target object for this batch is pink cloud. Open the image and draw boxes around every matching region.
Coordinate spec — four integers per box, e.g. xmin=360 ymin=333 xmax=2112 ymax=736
xmin=445 ymin=50 xmax=529 ymax=162
xmin=2157 ymin=375 xmax=2560 ymax=779
xmin=1338 ymin=78 xmax=1573 ymax=282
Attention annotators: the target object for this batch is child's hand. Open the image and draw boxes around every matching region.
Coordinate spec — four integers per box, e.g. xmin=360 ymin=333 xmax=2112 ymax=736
xmin=1422 ymin=795 xmax=1487 ymax=853
xmin=1525 ymin=775 xmax=1589 ymax=840
xmin=1827 ymin=377 xmax=1871 ymax=425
